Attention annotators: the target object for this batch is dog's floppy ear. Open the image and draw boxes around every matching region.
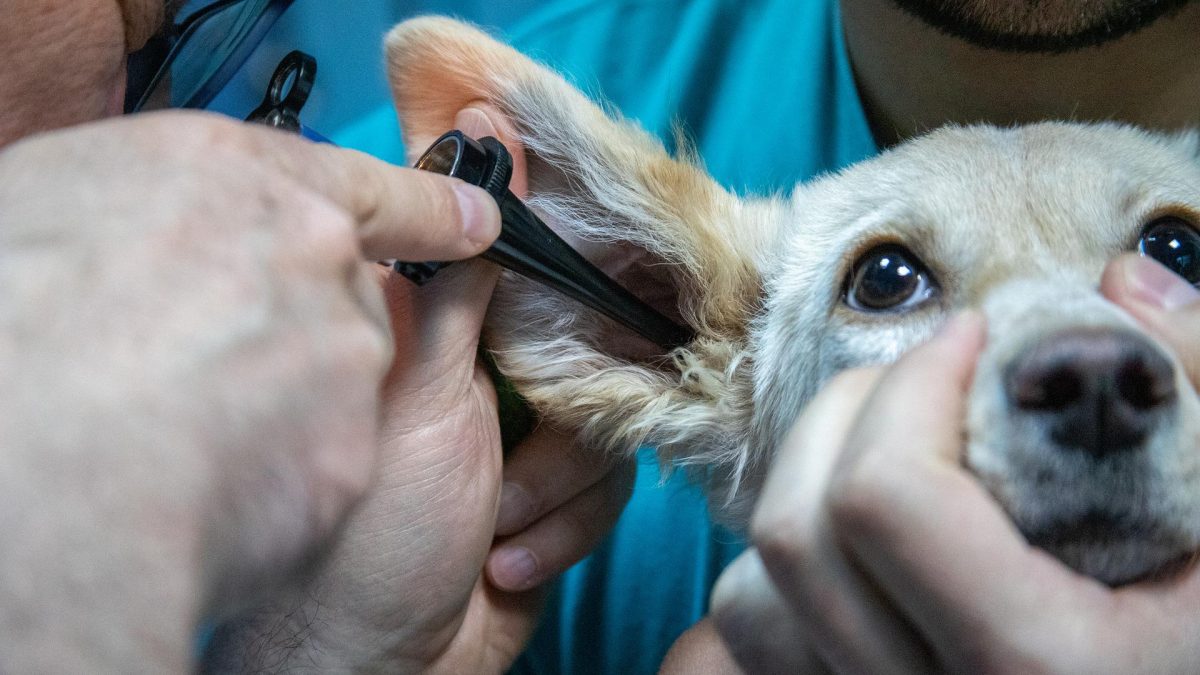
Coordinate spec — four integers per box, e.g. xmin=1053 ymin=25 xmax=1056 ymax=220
xmin=385 ymin=17 xmax=775 ymax=519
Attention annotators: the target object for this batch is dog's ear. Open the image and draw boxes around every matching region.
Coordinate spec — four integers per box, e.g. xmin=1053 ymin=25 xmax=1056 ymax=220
xmin=385 ymin=17 xmax=776 ymax=518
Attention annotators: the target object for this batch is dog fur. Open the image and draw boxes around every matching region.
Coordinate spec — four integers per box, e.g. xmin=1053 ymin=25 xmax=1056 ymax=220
xmin=385 ymin=17 xmax=1200 ymax=585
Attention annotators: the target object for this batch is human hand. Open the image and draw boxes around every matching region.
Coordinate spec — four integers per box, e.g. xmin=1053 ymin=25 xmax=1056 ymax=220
xmin=711 ymin=297 xmax=1200 ymax=674
xmin=0 ymin=111 xmax=499 ymax=672
xmin=486 ymin=425 xmax=635 ymax=593
xmin=204 ymin=105 xmax=635 ymax=673
xmin=1101 ymin=253 xmax=1200 ymax=385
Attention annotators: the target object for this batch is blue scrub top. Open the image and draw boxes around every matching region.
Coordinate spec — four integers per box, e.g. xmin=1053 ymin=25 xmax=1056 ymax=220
xmin=208 ymin=1 xmax=876 ymax=672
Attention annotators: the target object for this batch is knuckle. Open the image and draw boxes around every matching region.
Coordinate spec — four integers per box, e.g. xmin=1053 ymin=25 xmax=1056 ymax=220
xmin=406 ymin=170 xmax=463 ymax=234
xmin=709 ymin=580 xmax=753 ymax=638
xmin=312 ymin=436 xmax=377 ymax=535
xmin=349 ymin=265 xmax=394 ymax=359
xmin=826 ymin=453 xmax=892 ymax=535
xmin=343 ymin=313 xmax=393 ymax=377
xmin=288 ymin=190 xmax=360 ymax=264
xmin=710 ymin=553 xmax=764 ymax=620
xmin=189 ymin=114 xmax=278 ymax=165
xmin=316 ymin=287 xmax=393 ymax=382
xmin=151 ymin=110 xmax=252 ymax=158
xmin=751 ymin=507 xmax=817 ymax=571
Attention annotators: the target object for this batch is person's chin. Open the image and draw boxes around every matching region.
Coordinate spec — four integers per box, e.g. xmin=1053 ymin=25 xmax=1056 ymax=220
xmin=889 ymin=0 xmax=1195 ymax=52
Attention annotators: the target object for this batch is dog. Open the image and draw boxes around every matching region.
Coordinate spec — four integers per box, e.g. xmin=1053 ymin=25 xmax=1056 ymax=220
xmin=385 ymin=17 xmax=1200 ymax=586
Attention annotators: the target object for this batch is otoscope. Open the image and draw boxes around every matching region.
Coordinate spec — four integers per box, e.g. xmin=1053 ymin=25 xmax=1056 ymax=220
xmin=248 ymin=52 xmax=692 ymax=350
xmin=395 ymin=130 xmax=695 ymax=351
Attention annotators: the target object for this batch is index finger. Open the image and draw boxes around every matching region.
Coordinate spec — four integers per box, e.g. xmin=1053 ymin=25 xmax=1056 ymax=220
xmin=174 ymin=111 xmax=503 ymax=262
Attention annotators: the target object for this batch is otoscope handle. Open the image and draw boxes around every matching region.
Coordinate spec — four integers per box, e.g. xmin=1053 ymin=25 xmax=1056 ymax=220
xmin=395 ymin=130 xmax=694 ymax=351
xmin=484 ymin=191 xmax=694 ymax=350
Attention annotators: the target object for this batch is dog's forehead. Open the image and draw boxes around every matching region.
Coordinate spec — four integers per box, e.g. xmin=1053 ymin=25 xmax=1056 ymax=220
xmin=778 ymin=122 xmax=1200 ymax=289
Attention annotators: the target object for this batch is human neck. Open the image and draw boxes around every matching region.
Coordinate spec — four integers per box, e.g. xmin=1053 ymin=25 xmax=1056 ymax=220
xmin=840 ymin=0 xmax=1200 ymax=146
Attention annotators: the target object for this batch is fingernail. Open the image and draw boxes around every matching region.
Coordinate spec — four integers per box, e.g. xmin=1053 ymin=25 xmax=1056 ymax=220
xmin=1124 ymin=256 xmax=1200 ymax=311
xmin=489 ymin=546 xmax=539 ymax=591
xmin=453 ymin=182 xmax=500 ymax=248
xmin=496 ymin=481 xmax=535 ymax=535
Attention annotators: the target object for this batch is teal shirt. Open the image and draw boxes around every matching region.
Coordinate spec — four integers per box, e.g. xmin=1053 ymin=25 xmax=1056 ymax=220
xmin=208 ymin=1 xmax=875 ymax=672
xmin=502 ymin=4 xmax=875 ymax=672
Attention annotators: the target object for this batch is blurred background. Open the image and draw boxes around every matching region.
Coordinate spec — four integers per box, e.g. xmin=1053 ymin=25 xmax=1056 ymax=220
xmin=203 ymin=1 xmax=546 ymax=163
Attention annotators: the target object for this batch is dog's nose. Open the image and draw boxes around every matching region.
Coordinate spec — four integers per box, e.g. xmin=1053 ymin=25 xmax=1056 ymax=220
xmin=1005 ymin=327 xmax=1177 ymax=458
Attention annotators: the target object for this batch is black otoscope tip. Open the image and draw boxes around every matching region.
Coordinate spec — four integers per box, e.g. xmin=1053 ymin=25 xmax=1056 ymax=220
xmin=394 ymin=130 xmax=695 ymax=351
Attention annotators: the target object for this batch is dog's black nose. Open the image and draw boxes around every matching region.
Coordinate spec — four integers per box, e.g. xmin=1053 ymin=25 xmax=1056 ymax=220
xmin=1005 ymin=327 xmax=1177 ymax=458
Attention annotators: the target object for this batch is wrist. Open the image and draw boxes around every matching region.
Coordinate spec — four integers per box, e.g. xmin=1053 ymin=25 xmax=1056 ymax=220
xmin=201 ymin=598 xmax=431 ymax=675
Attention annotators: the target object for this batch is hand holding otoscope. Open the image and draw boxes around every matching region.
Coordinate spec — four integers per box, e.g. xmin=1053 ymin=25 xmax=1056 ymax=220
xmin=250 ymin=51 xmax=693 ymax=352
xmin=395 ymin=130 xmax=694 ymax=351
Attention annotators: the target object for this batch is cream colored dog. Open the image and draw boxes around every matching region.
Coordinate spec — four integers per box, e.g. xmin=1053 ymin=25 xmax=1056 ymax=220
xmin=386 ymin=17 xmax=1200 ymax=585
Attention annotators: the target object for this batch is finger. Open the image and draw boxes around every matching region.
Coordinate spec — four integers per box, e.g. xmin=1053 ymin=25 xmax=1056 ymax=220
xmin=660 ymin=617 xmax=749 ymax=675
xmin=485 ymin=457 xmax=634 ymax=592
xmin=710 ymin=550 xmax=832 ymax=674
xmin=752 ymin=367 xmax=932 ymax=674
xmin=826 ymin=312 xmax=1104 ymax=669
xmin=1114 ymin=562 xmax=1200 ymax=673
xmin=1101 ymin=254 xmax=1200 ymax=385
xmin=382 ymin=105 xmax=519 ymax=391
xmin=168 ymin=110 xmax=502 ymax=262
xmin=494 ymin=427 xmax=623 ymax=536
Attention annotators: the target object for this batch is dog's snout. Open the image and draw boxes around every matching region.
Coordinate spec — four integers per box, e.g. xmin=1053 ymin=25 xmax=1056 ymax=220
xmin=1005 ymin=328 xmax=1177 ymax=458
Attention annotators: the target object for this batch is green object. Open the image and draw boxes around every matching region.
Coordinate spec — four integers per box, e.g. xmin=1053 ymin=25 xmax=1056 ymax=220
xmin=484 ymin=350 xmax=536 ymax=455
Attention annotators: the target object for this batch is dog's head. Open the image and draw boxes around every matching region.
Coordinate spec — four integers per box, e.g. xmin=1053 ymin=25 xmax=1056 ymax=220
xmin=759 ymin=125 xmax=1200 ymax=584
xmin=386 ymin=18 xmax=1200 ymax=585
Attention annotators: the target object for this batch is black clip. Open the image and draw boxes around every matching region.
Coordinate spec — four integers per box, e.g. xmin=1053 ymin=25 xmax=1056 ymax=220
xmin=246 ymin=50 xmax=317 ymax=132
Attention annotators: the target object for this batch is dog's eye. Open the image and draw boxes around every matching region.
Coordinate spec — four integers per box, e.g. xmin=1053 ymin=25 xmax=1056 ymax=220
xmin=845 ymin=245 xmax=937 ymax=312
xmin=1138 ymin=217 xmax=1200 ymax=286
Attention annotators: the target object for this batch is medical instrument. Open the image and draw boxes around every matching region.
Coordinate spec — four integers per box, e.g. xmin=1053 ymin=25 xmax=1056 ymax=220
xmin=244 ymin=50 xmax=330 ymax=142
xmin=398 ymin=131 xmax=695 ymax=351
xmin=242 ymin=51 xmax=693 ymax=351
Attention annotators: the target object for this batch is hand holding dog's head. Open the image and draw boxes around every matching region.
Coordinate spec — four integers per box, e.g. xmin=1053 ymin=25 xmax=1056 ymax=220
xmin=385 ymin=18 xmax=1200 ymax=584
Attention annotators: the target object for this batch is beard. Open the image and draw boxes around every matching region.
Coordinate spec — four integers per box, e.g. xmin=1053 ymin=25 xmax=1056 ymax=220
xmin=890 ymin=0 xmax=1195 ymax=52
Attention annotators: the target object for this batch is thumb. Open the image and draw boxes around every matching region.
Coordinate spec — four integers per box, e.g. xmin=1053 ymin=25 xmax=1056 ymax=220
xmin=1102 ymin=254 xmax=1200 ymax=385
xmin=382 ymin=105 xmax=520 ymax=388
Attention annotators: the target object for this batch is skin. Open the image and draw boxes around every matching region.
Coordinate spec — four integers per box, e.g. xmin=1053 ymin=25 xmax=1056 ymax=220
xmin=692 ymin=1 xmax=1200 ymax=671
xmin=1 ymin=1 xmax=630 ymax=671
xmin=841 ymin=0 xmax=1200 ymax=145
xmin=6 ymin=1 xmax=1197 ymax=672
xmin=203 ymin=107 xmax=635 ymax=673
xmin=683 ymin=262 xmax=1200 ymax=674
